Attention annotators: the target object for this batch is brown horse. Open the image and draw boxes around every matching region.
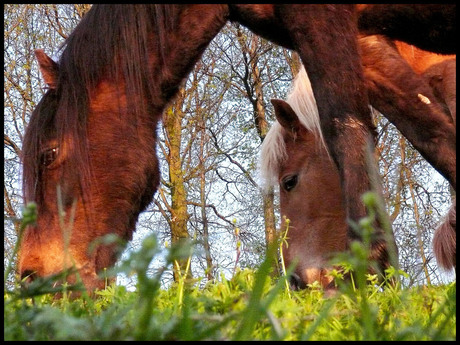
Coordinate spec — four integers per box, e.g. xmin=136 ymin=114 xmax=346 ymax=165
xmin=260 ymin=43 xmax=456 ymax=288
xmin=18 ymin=4 xmax=454 ymax=291
xmin=262 ymin=97 xmax=348 ymax=288
xmin=263 ymin=97 xmax=455 ymax=289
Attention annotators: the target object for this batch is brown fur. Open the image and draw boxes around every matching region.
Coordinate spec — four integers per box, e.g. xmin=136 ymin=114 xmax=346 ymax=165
xmin=271 ymin=99 xmax=347 ymax=288
xmin=360 ymin=35 xmax=456 ymax=191
xmin=19 ymin=4 xmax=455 ymax=292
xmin=269 ymin=96 xmax=454 ymax=288
xmin=20 ymin=5 xmax=230 ymax=290
xmin=262 ymin=36 xmax=456 ymax=287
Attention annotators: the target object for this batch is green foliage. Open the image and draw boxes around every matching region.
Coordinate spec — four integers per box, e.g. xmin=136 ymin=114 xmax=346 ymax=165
xmin=4 ymin=267 xmax=456 ymax=340
xmin=4 ymin=207 xmax=456 ymax=340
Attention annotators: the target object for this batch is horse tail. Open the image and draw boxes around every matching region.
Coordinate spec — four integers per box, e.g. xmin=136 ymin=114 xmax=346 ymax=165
xmin=286 ymin=65 xmax=327 ymax=151
xmin=433 ymin=199 xmax=456 ymax=270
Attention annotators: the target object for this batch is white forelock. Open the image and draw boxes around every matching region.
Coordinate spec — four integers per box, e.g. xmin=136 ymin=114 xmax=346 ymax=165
xmin=259 ymin=65 xmax=325 ymax=191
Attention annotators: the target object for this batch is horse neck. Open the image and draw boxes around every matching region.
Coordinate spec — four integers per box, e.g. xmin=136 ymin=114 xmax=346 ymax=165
xmin=148 ymin=5 xmax=229 ymax=111
xmin=64 ymin=5 xmax=229 ymax=117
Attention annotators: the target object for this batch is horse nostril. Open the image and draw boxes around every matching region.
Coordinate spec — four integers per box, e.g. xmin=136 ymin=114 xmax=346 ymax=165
xmin=21 ymin=270 xmax=37 ymax=284
xmin=289 ymin=272 xmax=306 ymax=290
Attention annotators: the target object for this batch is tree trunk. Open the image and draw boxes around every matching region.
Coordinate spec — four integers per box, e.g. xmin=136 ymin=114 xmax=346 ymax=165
xmin=199 ymin=114 xmax=214 ymax=281
xmin=235 ymin=29 xmax=278 ymax=273
xmin=163 ymin=87 xmax=192 ymax=282
xmin=399 ymin=139 xmax=431 ymax=284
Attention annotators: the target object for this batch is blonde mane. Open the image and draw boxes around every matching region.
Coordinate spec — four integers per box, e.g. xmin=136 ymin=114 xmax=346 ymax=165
xmin=259 ymin=65 xmax=325 ymax=189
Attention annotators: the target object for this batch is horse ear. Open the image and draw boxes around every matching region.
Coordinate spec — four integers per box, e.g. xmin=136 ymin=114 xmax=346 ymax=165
xmin=35 ymin=49 xmax=59 ymax=89
xmin=271 ymin=99 xmax=301 ymax=133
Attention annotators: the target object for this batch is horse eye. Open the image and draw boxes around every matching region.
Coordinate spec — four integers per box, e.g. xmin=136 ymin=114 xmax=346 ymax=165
xmin=41 ymin=147 xmax=59 ymax=166
xmin=282 ymin=175 xmax=298 ymax=192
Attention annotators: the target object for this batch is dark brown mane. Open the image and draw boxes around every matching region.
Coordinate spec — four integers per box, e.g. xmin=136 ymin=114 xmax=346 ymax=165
xmin=22 ymin=5 xmax=181 ymax=205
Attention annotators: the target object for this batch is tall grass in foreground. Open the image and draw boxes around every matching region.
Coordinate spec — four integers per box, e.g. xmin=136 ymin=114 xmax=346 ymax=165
xmin=4 ymin=197 xmax=456 ymax=340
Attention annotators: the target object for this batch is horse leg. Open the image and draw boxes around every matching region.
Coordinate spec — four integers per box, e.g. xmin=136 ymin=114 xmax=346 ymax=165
xmin=424 ymin=59 xmax=456 ymax=126
xmin=152 ymin=5 xmax=230 ymax=108
xmin=360 ymin=35 xmax=456 ymax=191
xmin=276 ymin=5 xmax=395 ymax=273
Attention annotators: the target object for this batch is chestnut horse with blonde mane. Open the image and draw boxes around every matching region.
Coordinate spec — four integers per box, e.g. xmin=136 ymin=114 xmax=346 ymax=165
xmin=260 ymin=38 xmax=455 ymax=288
xmin=19 ymin=4 xmax=455 ymax=292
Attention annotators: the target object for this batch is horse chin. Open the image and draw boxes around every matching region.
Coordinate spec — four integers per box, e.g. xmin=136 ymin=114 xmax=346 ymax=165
xmin=19 ymin=255 xmax=108 ymax=298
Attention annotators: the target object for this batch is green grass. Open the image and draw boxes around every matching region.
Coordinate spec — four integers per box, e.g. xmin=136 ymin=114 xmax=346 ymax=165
xmin=4 ymin=236 xmax=456 ymax=340
xmin=4 ymin=199 xmax=456 ymax=340
xmin=4 ymin=270 xmax=456 ymax=340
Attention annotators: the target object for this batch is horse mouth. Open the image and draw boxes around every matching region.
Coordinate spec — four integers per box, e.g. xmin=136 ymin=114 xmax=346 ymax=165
xmin=289 ymin=267 xmax=336 ymax=290
xmin=20 ymin=270 xmax=38 ymax=285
